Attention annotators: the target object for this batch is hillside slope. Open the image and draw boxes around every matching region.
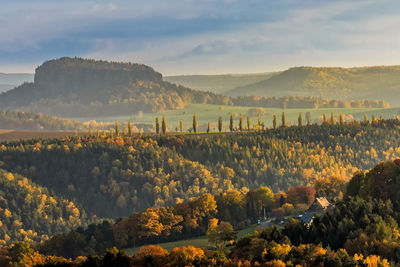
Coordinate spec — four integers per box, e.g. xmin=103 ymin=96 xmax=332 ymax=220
xmin=0 ymin=169 xmax=89 ymax=245
xmin=0 ymin=110 xmax=87 ymax=131
xmin=165 ymin=72 xmax=278 ymax=94
xmin=0 ymin=58 xmax=230 ymax=117
xmin=227 ymin=66 xmax=400 ymax=105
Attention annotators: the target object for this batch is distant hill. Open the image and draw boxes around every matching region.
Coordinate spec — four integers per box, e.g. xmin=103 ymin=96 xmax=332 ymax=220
xmin=0 ymin=58 xmax=231 ymax=117
xmin=0 ymin=73 xmax=34 ymax=93
xmin=0 ymin=110 xmax=87 ymax=131
xmin=0 ymin=73 xmax=33 ymax=86
xmin=165 ymin=72 xmax=278 ymax=94
xmin=227 ymin=66 xmax=400 ymax=105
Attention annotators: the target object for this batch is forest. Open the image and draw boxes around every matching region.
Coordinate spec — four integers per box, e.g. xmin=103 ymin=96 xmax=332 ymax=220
xmin=1 ymin=159 xmax=399 ymax=266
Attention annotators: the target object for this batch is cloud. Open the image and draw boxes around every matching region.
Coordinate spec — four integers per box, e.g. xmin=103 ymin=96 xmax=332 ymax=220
xmin=1 ymin=0 xmax=400 ymax=74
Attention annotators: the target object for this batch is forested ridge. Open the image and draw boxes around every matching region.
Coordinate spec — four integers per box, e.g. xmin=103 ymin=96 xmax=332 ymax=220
xmin=0 ymin=58 xmax=389 ymax=118
xmin=0 ymin=120 xmax=399 ymax=221
xmin=0 ymin=120 xmax=400 ymax=265
xmin=227 ymin=65 xmax=400 ymax=106
xmin=0 ymin=57 xmax=231 ymax=117
xmin=2 ymin=159 xmax=400 ymax=266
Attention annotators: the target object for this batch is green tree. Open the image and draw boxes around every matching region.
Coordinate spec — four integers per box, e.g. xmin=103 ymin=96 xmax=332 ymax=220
xmin=207 ymin=123 xmax=210 ymax=134
xmin=96 ymin=126 xmax=100 ymax=139
xmin=207 ymin=219 xmax=237 ymax=250
xmin=339 ymin=113 xmax=344 ymax=125
xmin=162 ymin=114 xmax=167 ymax=135
xmin=273 ymin=115 xmax=277 ymax=130
xmin=229 ymin=114 xmax=234 ymax=132
xmin=306 ymin=112 xmax=311 ymax=125
xmin=115 ymin=123 xmax=120 ymax=137
xmin=239 ymin=114 xmax=243 ymax=131
xmin=247 ymin=116 xmax=251 ymax=131
xmin=155 ymin=117 xmax=160 ymax=134
xmin=218 ymin=116 xmax=222 ymax=133
xmin=193 ymin=113 xmax=197 ymax=134
xmin=281 ymin=112 xmax=286 ymax=127
xmin=298 ymin=112 xmax=303 ymax=126
xmin=258 ymin=115 xmax=261 ymax=131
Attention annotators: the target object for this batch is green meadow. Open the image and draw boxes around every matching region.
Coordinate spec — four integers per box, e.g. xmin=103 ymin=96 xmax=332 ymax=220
xmin=73 ymin=104 xmax=400 ymax=132
xmin=124 ymin=224 xmax=258 ymax=255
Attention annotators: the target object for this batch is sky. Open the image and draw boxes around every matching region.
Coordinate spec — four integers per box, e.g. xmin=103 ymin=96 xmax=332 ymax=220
xmin=1 ymin=0 xmax=400 ymax=75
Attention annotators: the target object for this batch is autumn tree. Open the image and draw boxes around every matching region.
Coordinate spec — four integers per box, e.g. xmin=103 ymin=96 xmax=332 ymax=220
xmin=331 ymin=112 xmax=335 ymax=124
xmin=273 ymin=115 xmax=277 ymax=130
xmin=239 ymin=113 xmax=243 ymax=131
xmin=180 ymin=120 xmax=183 ymax=133
xmin=247 ymin=116 xmax=251 ymax=131
xmin=162 ymin=114 xmax=167 ymax=135
xmin=128 ymin=121 xmax=133 ymax=137
xmin=339 ymin=113 xmax=344 ymax=125
xmin=207 ymin=123 xmax=210 ymax=134
xmin=322 ymin=113 xmax=327 ymax=124
xmin=218 ymin=116 xmax=222 ymax=133
xmin=193 ymin=113 xmax=197 ymax=134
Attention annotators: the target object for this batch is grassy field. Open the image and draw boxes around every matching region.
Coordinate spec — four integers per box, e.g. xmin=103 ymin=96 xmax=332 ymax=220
xmin=72 ymin=104 xmax=400 ymax=132
xmin=124 ymin=224 xmax=258 ymax=256
xmin=164 ymin=72 xmax=278 ymax=94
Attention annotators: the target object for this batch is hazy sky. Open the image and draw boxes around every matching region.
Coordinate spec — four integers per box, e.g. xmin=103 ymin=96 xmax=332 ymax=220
xmin=1 ymin=0 xmax=400 ymax=75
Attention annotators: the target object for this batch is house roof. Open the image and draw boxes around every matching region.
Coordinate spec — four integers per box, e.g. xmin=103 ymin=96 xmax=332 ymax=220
xmin=300 ymin=213 xmax=314 ymax=224
xmin=315 ymin=197 xmax=331 ymax=209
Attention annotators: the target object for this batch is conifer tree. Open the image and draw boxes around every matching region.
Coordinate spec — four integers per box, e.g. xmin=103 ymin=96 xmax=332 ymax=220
xmin=96 ymin=126 xmax=100 ymax=139
xmin=339 ymin=113 xmax=344 ymax=125
xmin=380 ymin=114 xmax=383 ymax=120
xmin=109 ymin=128 xmax=113 ymax=138
xmin=207 ymin=122 xmax=210 ymax=134
xmin=298 ymin=112 xmax=303 ymax=126
xmin=89 ymin=128 xmax=93 ymax=137
xmin=281 ymin=112 xmax=286 ymax=127
xmin=128 ymin=121 xmax=133 ymax=137
xmin=257 ymin=115 xmax=261 ymax=131
xmin=371 ymin=114 xmax=376 ymax=123
xmin=115 ymin=123 xmax=120 ymax=137
xmin=218 ymin=116 xmax=222 ymax=133
xmin=331 ymin=112 xmax=335 ymax=124
xmin=364 ymin=113 xmax=369 ymax=123
xmin=306 ymin=112 xmax=311 ymax=125
xmin=229 ymin=114 xmax=234 ymax=132
xmin=180 ymin=120 xmax=183 ymax=133
xmin=193 ymin=113 xmax=197 ymax=134
xmin=239 ymin=113 xmax=243 ymax=131
xmin=155 ymin=117 xmax=160 ymax=134
xmin=247 ymin=116 xmax=251 ymax=131
xmin=162 ymin=114 xmax=167 ymax=135
xmin=273 ymin=115 xmax=277 ymax=130
xmin=323 ymin=113 xmax=327 ymax=124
